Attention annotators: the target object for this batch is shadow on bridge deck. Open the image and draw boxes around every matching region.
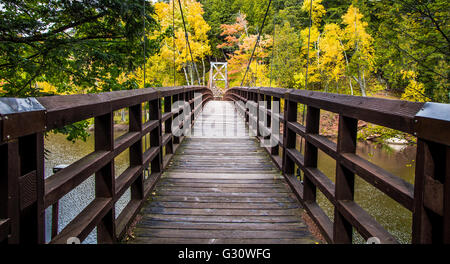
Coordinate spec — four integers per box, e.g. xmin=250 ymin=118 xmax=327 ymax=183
xmin=126 ymin=101 xmax=318 ymax=244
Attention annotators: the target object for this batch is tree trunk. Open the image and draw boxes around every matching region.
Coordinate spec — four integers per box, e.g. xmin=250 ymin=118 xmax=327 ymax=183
xmin=121 ymin=109 xmax=126 ymax=122
xmin=361 ymin=68 xmax=367 ymax=96
xmin=183 ymin=66 xmax=190 ymax=85
xmin=356 ymin=64 xmax=366 ymax=96
xmin=338 ymin=39 xmax=353 ymax=95
xmin=353 ymin=10 xmax=365 ymax=96
xmin=202 ymin=58 xmax=206 ymax=86
xmin=189 ymin=64 xmax=194 ymax=85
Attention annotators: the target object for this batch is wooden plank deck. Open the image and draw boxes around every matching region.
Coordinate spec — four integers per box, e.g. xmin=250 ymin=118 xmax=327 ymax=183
xmin=126 ymin=101 xmax=318 ymax=244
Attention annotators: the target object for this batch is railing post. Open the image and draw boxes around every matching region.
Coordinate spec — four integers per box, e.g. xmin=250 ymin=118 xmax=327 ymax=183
xmin=334 ymin=115 xmax=358 ymax=243
xmin=182 ymin=90 xmax=191 ymax=136
xmin=282 ymin=96 xmax=297 ymax=175
xmin=21 ymin=133 xmax=45 ymax=244
xmin=245 ymin=96 xmax=250 ymax=123
xmin=129 ymin=103 xmax=144 ymax=200
xmin=190 ymin=91 xmax=195 ymax=125
xmin=256 ymin=90 xmax=261 ymax=137
xmin=303 ymin=106 xmax=320 ymax=201
xmin=0 ymin=98 xmax=46 ymax=244
xmin=202 ymin=89 xmax=209 ymax=107
xmin=413 ymin=140 xmax=436 ymax=243
xmin=0 ymin=140 xmax=20 ymax=243
xmin=264 ymin=95 xmax=271 ymax=144
xmin=173 ymin=94 xmax=180 ymax=144
xmin=271 ymin=97 xmax=280 ymax=156
xmin=248 ymin=90 xmax=257 ymax=136
xmin=149 ymin=98 xmax=162 ymax=176
xmin=413 ymin=140 xmax=450 ymax=243
xmin=164 ymin=96 xmax=173 ymax=155
xmin=412 ymin=102 xmax=450 ymax=243
xmin=94 ymin=112 xmax=116 ymax=243
xmin=245 ymin=90 xmax=249 ymax=123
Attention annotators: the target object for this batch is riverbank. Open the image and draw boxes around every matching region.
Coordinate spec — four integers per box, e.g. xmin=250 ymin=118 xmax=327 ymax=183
xmin=312 ymin=92 xmax=417 ymax=146
xmin=316 ymin=110 xmax=416 ymax=145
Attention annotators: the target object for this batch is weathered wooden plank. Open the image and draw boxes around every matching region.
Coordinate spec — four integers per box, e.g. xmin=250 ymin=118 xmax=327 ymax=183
xmin=151 ymin=196 xmax=296 ymax=203
xmin=50 ymin=198 xmax=112 ymax=244
xmin=147 ymin=201 xmax=299 ymax=209
xmin=157 ymin=186 xmax=289 ymax=193
xmin=286 ymin=148 xmax=305 ymax=168
xmin=133 ymin=228 xmax=311 ymax=239
xmin=157 ymin=182 xmax=286 ymax=189
xmin=44 ymin=150 xmax=111 ymax=208
xmin=141 ymin=214 xmax=303 ymax=223
xmin=307 ymin=134 xmax=337 ymax=159
xmin=159 ymin=178 xmax=285 ymax=184
xmin=127 ymin=101 xmax=317 ymax=244
xmin=116 ymin=199 xmax=141 ymax=240
xmin=129 ymin=237 xmax=316 ymax=244
xmin=303 ymin=201 xmax=334 ymax=243
xmin=169 ymin=166 xmax=277 ymax=170
xmin=155 ymin=191 xmax=289 ymax=198
xmin=162 ymin=173 xmax=282 ymax=180
xmin=136 ymin=221 xmax=306 ymax=230
xmin=142 ymin=207 xmax=302 ymax=216
xmin=39 ymin=86 xmax=207 ymax=130
xmin=115 ymin=165 xmax=142 ymax=198
xmin=341 ymin=153 xmax=414 ymax=211
xmin=167 ymin=169 xmax=279 ymax=174
xmin=338 ymin=200 xmax=398 ymax=244
xmin=113 ymin=131 xmax=140 ymax=155
xmin=303 ymin=167 xmax=336 ymax=205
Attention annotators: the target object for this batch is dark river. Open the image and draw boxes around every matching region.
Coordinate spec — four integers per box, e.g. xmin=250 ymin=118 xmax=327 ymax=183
xmin=44 ymin=132 xmax=416 ymax=244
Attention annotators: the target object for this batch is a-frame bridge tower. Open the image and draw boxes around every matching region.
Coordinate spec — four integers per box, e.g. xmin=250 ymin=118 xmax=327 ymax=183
xmin=208 ymin=62 xmax=228 ymax=97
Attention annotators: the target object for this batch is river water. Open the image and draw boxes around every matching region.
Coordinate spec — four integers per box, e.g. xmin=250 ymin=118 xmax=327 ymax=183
xmin=314 ymin=140 xmax=416 ymax=243
xmin=44 ymin=131 xmax=131 ymax=244
xmin=44 ymin=132 xmax=416 ymax=244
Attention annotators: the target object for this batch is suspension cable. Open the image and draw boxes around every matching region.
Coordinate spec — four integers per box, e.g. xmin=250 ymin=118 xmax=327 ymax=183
xmin=240 ymin=0 xmax=272 ymax=87
xmin=177 ymin=0 xmax=201 ymax=85
xmin=143 ymin=0 xmax=146 ymax=88
xmin=304 ymin=0 xmax=313 ymax=90
xmin=269 ymin=16 xmax=276 ymax=88
xmin=255 ymin=27 xmax=258 ymax=87
xmin=143 ymin=0 xmax=147 ymax=149
xmin=173 ymin=0 xmax=176 ymax=87
xmin=300 ymin=0 xmax=313 ymax=155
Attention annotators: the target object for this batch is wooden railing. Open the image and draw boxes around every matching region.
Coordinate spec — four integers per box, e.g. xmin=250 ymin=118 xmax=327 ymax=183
xmin=225 ymin=86 xmax=450 ymax=244
xmin=0 ymin=86 xmax=212 ymax=244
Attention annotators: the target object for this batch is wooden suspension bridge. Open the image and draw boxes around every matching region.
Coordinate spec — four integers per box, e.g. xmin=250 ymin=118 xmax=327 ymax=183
xmin=0 ymin=86 xmax=449 ymax=244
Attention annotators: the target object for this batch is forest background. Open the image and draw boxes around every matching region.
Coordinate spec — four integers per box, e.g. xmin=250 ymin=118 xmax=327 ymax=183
xmin=0 ymin=0 xmax=448 ymax=141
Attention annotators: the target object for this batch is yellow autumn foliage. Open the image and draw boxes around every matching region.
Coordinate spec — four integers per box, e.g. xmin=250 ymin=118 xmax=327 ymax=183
xmin=400 ymin=70 xmax=430 ymax=102
xmin=301 ymin=0 xmax=326 ymax=26
xmin=342 ymin=4 xmax=374 ymax=70
xmin=154 ymin=0 xmax=211 ymax=68
xmin=319 ymin=23 xmax=346 ymax=83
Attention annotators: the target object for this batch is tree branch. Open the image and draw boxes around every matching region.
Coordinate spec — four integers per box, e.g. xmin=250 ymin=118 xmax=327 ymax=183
xmin=0 ymin=12 xmax=108 ymax=43
xmin=423 ymin=3 xmax=450 ymax=44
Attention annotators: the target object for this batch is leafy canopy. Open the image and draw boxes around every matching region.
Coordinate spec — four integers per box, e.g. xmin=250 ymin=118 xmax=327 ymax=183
xmin=0 ymin=0 xmax=162 ymax=96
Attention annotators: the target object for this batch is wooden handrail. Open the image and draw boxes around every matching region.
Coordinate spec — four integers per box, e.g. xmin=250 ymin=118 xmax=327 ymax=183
xmin=0 ymin=86 xmax=213 ymax=244
xmin=225 ymin=86 xmax=450 ymax=244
